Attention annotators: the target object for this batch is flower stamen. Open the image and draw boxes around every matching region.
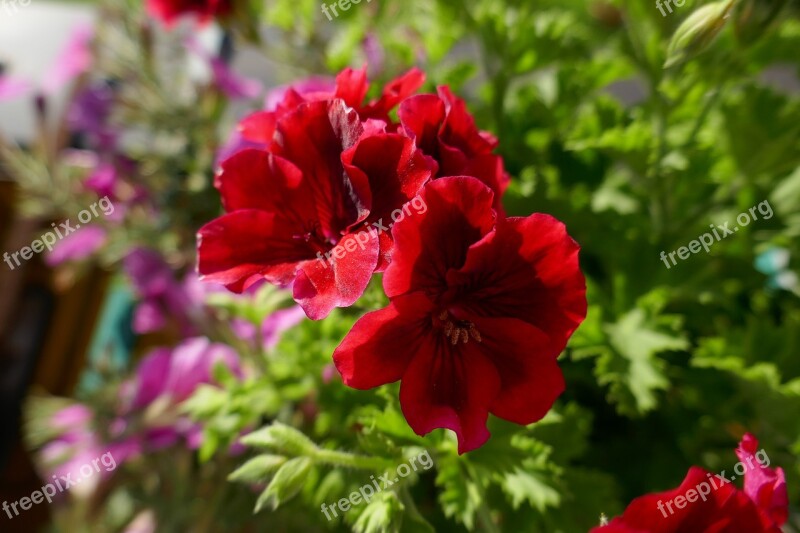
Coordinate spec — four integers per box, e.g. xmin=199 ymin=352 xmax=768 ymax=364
xmin=438 ymin=311 xmax=481 ymax=345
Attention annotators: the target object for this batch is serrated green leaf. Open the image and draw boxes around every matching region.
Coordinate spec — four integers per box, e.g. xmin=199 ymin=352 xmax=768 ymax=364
xmin=241 ymin=422 xmax=318 ymax=455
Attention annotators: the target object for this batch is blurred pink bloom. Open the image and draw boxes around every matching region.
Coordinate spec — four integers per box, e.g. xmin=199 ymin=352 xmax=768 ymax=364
xmin=124 ymin=248 xmax=199 ymax=335
xmin=214 ymin=130 xmax=265 ymax=167
xmin=263 ymin=77 xmax=335 ymax=111
xmin=51 ymin=404 xmax=93 ymax=428
xmin=38 ymin=403 xmax=135 ymax=497
xmin=261 ymin=305 xmax=306 ymax=350
xmin=120 ymin=337 xmax=242 ymax=451
xmin=129 ymin=337 xmax=242 ymax=410
xmin=214 ymin=77 xmax=337 ymax=165
xmin=42 ymin=22 xmax=94 ymax=94
xmin=185 ymin=36 xmax=262 ymax=100
xmin=362 ymin=34 xmax=385 ymax=77
xmin=736 ymin=433 xmax=789 ymax=526
xmin=0 ymin=73 xmax=32 ymax=101
xmin=45 ymin=225 xmax=107 ymax=266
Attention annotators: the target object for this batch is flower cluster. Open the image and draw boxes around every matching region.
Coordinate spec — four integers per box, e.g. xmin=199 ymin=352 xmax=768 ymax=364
xmin=37 ymin=337 xmax=247 ymax=488
xmin=197 ymin=67 xmax=587 ymax=452
xmin=593 ymin=433 xmax=788 ymax=532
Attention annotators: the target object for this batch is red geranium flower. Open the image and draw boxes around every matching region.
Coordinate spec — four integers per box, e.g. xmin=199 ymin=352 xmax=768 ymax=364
xmin=239 ymin=66 xmax=425 ymax=146
xmin=592 ymin=433 xmax=788 ymax=533
xmin=197 ymin=99 xmax=431 ymax=319
xmin=146 ymin=0 xmax=231 ymax=26
xmin=399 ymin=87 xmax=511 ymax=212
xmin=333 ymin=177 xmax=587 ymax=453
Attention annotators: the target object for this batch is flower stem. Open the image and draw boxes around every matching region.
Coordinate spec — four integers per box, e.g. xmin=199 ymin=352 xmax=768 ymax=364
xmin=313 ymin=448 xmax=393 ymax=471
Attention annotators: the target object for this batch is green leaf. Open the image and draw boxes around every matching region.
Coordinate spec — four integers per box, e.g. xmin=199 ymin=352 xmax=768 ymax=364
xmin=241 ymin=422 xmax=318 ymax=456
xmin=501 ymin=467 xmax=561 ymax=511
xmin=598 ymin=309 xmax=689 ymax=415
xmin=181 ymin=385 xmax=228 ymax=418
xmin=352 ymin=492 xmax=403 ymax=533
xmin=435 ymin=458 xmax=484 ymax=529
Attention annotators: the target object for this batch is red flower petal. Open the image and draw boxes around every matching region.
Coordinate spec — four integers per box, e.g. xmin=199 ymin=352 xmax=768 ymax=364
xmin=593 ymin=466 xmax=782 ymax=533
xmin=399 ymin=331 xmax=501 ymax=454
xmin=362 ymin=68 xmax=426 ymax=121
xmin=399 ymin=88 xmax=509 ymax=211
xmin=334 ymin=67 xmax=369 ymax=110
xmin=468 ymin=316 xmax=565 ymax=425
xmin=447 ymin=214 xmax=587 ymax=350
xmin=384 ymin=176 xmax=496 ymax=299
xmin=292 ymin=231 xmax=380 ymax=320
xmin=271 ymin=99 xmax=369 ymax=236
xmin=197 ymin=210 xmax=310 ymax=292
xmin=238 ymin=111 xmax=278 ymax=144
xmin=437 ymin=85 xmax=498 ymax=154
xmin=215 ymin=150 xmax=310 ymax=217
xmin=341 ymin=133 xmax=433 ymax=268
xmin=333 ymin=292 xmax=435 ymax=389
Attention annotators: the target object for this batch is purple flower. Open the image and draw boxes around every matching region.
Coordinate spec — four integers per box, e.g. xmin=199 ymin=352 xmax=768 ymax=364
xmin=363 ymin=34 xmax=385 ymax=77
xmin=68 ymin=84 xmax=117 ymax=150
xmin=128 ymin=337 xmax=241 ymax=409
xmin=122 ymin=337 xmax=242 ymax=451
xmin=124 ymin=248 xmax=197 ymax=335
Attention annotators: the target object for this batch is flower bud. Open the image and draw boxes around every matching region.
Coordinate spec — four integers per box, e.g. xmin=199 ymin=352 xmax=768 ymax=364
xmin=664 ymin=0 xmax=736 ymax=68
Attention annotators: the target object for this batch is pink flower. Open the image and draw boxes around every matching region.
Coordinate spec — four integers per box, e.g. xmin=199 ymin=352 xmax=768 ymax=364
xmin=42 ymin=22 xmax=94 ymax=95
xmin=45 ymin=226 xmax=107 ymax=266
xmin=736 ymin=433 xmax=789 ymax=526
xmin=0 ymin=72 xmax=32 ymax=101
xmin=128 ymin=337 xmax=241 ymax=410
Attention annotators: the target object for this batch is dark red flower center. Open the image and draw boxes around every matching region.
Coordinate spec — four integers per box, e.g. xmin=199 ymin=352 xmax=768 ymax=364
xmin=292 ymin=220 xmax=338 ymax=254
xmin=436 ymin=310 xmax=481 ymax=345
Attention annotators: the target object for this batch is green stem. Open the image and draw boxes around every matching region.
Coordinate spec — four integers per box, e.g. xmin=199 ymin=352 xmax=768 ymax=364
xmin=314 ymin=449 xmax=393 ymax=471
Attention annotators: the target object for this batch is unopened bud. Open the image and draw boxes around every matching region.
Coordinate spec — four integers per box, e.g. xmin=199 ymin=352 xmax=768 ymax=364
xmin=664 ymin=0 xmax=736 ymax=68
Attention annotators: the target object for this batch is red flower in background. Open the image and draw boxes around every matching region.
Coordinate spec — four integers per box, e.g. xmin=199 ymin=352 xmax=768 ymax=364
xmin=592 ymin=433 xmax=788 ymax=533
xmin=197 ymin=99 xmax=431 ymax=319
xmin=399 ymin=87 xmax=511 ymax=212
xmin=146 ymin=0 xmax=231 ymax=26
xmin=239 ymin=66 xmax=425 ymax=146
xmin=333 ymin=177 xmax=586 ymax=453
